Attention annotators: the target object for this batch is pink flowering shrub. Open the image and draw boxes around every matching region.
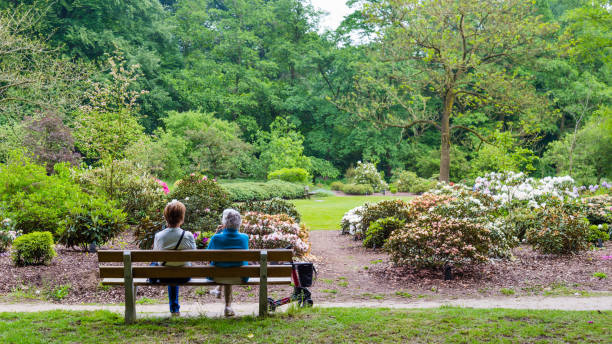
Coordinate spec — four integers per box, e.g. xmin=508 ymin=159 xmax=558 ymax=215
xmin=240 ymin=212 xmax=310 ymax=258
xmin=409 ymin=194 xmax=453 ymax=215
xmin=155 ymin=179 xmax=170 ymax=194
xmin=385 ymin=213 xmax=493 ymax=268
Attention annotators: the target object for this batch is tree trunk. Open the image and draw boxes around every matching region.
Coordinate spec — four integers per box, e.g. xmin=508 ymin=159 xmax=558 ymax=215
xmin=439 ymin=92 xmax=454 ymax=182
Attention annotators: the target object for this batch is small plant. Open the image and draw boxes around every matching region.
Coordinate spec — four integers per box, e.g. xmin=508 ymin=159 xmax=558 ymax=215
xmin=48 ymin=284 xmax=71 ymax=301
xmin=136 ymin=297 xmax=158 ymax=305
xmin=337 ymin=281 xmax=348 ymax=287
xmin=321 ymin=289 xmax=338 ymax=294
xmin=321 ymin=278 xmax=334 ymax=285
xmin=395 ymin=291 xmax=412 ymax=298
xmin=500 ymin=288 xmax=515 ymax=296
xmin=12 ymin=231 xmax=56 ymax=266
xmin=592 ymin=272 xmax=607 ymax=280
xmin=195 ymin=287 xmax=209 ymax=296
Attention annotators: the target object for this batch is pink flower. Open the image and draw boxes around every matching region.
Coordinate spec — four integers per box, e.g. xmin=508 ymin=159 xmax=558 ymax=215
xmin=190 ymin=173 xmax=195 ymax=176
xmin=205 ymin=208 xmax=210 ymax=212
xmin=203 ymin=176 xmax=208 ymax=180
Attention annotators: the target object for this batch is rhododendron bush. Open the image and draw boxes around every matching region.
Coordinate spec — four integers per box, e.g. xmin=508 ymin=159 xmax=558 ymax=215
xmin=386 ymin=213 xmax=493 ymax=268
xmin=240 ymin=212 xmax=310 ymax=258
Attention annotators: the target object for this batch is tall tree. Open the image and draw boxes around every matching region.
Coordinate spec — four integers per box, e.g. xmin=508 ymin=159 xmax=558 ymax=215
xmin=338 ymin=0 xmax=555 ymax=181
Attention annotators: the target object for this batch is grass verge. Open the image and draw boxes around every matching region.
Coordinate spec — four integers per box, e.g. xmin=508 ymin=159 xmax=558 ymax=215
xmin=291 ymin=195 xmax=413 ymax=230
xmin=0 ymin=307 xmax=610 ymax=343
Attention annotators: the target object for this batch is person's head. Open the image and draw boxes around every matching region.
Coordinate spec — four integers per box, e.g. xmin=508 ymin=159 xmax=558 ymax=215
xmin=221 ymin=209 xmax=241 ymax=229
xmin=164 ymin=200 xmax=186 ymax=228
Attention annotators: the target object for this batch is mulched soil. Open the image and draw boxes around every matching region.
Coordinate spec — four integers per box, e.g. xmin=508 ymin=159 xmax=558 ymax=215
xmin=1 ymin=230 xmax=610 ymax=305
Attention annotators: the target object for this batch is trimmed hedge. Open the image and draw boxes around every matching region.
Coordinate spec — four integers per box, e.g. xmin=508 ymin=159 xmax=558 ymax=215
xmin=221 ymin=180 xmax=305 ymax=202
xmin=12 ymin=231 xmax=56 ymax=266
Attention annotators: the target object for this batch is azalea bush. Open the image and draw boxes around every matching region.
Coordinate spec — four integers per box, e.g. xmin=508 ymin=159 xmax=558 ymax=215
xmin=588 ymin=224 xmax=610 ymax=243
xmin=386 ymin=213 xmax=493 ymax=268
xmin=341 ymin=205 xmax=366 ymax=236
xmin=0 ymin=218 xmax=20 ymax=253
xmin=240 ymin=212 xmax=310 ymax=258
xmin=472 ymin=172 xmax=578 ymax=208
xmin=582 ymin=195 xmax=612 ymax=225
xmin=57 ymin=197 xmax=128 ymax=250
xmin=347 ymin=161 xmax=388 ymax=192
xmin=359 ymin=199 xmax=413 ymax=239
xmin=170 ymin=174 xmax=231 ymax=233
xmin=525 ymin=199 xmax=590 ymax=254
xmin=194 ymin=231 xmax=216 ymax=249
xmin=363 ymin=217 xmax=405 ymax=249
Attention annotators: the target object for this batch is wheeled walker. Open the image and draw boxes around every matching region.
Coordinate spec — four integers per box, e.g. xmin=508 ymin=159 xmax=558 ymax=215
xmin=267 ymin=262 xmax=316 ymax=311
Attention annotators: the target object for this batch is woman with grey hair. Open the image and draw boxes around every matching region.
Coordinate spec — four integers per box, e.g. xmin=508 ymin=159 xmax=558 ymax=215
xmin=206 ymin=208 xmax=249 ymax=317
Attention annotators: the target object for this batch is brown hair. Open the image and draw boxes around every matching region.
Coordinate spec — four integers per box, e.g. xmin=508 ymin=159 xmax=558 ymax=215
xmin=164 ymin=200 xmax=186 ymax=228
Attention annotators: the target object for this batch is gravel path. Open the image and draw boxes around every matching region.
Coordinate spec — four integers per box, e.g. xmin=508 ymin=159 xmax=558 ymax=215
xmin=1 ymin=296 xmax=611 ymax=318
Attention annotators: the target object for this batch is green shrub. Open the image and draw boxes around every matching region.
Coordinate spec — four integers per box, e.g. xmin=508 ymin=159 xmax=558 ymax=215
xmin=309 ymin=157 xmax=340 ymax=180
xmin=526 ymin=200 xmax=590 ymax=254
xmin=221 ymin=180 xmax=305 ymax=201
xmin=267 ymin=168 xmax=310 ymax=184
xmin=194 ymin=231 xmax=216 ymax=249
xmin=171 ymin=174 xmax=232 ymax=233
xmin=330 ymin=181 xmax=344 ymax=191
xmin=388 ymin=184 xmax=398 ymax=194
xmin=393 ymin=170 xmax=436 ymax=193
xmin=386 ymin=214 xmax=493 ymax=268
xmin=57 ymin=197 xmax=129 ymax=250
xmin=73 ymin=159 xmax=167 ymax=223
xmin=588 ymin=224 xmax=610 ymax=243
xmin=363 ymin=217 xmax=405 ymax=249
xmin=340 ymin=183 xmax=374 ymax=195
xmin=0 ymin=152 xmax=85 ymax=236
xmin=233 ymin=198 xmax=301 ymax=222
xmin=12 ymin=231 xmax=56 ymax=266
xmin=360 ymin=200 xmax=413 ymax=237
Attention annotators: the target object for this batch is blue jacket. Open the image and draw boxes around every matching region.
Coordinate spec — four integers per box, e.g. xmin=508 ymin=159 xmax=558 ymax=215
xmin=207 ymin=228 xmax=249 ymax=268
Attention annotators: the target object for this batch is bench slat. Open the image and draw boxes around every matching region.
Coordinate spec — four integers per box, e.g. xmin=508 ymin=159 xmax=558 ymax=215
xmin=100 ymin=277 xmax=292 ymax=286
xmin=97 ymin=249 xmax=293 ymax=263
xmin=99 ymin=265 xmax=293 ymax=279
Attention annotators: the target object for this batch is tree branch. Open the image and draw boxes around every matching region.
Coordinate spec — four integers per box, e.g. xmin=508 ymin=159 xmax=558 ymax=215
xmin=451 ymin=125 xmax=493 ymax=144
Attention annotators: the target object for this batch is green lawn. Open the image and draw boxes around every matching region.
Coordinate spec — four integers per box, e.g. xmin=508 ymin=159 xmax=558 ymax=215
xmin=0 ymin=307 xmax=609 ymax=343
xmin=291 ymin=195 xmax=413 ymax=230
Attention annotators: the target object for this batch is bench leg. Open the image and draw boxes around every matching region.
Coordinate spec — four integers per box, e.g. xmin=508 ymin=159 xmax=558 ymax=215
xmin=123 ymin=251 xmax=136 ymax=324
xmin=125 ymin=283 xmax=136 ymax=324
xmin=259 ymin=251 xmax=268 ymax=317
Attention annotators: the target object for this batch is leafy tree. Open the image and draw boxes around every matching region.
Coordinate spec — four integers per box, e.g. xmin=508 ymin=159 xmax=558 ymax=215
xmin=129 ymin=111 xmax=253 ymax=180
xmin=543 ymin=106 xmax=612 ymax=185
xmin=23 ymin=112 xmax=81 ymax=173
xmin=257 ymin=117 xmax=311 ymax=173
xmin=338 ymin=0 xmax=555 ymax=182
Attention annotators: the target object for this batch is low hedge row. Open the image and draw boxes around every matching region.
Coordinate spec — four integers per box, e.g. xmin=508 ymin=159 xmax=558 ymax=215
xmin=221 ymin=180 xmax=305 ymax=202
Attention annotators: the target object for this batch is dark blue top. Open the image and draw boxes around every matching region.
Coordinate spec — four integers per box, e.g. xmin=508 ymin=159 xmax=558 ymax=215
xmin=207 ymin=228 xmax=249 ymax=268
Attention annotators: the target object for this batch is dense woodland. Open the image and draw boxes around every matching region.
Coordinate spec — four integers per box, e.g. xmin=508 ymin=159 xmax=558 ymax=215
xmin=0 ymin=0 xmax=610 ymax=184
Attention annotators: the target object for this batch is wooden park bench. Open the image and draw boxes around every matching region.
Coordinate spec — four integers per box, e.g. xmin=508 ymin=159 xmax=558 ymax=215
xmin=97 ymin=249 xmax=293 ymax=324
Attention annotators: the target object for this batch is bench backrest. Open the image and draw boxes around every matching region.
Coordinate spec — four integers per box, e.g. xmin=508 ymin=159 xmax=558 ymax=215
xmin=98 ymin=249 xmax=293 ymax=279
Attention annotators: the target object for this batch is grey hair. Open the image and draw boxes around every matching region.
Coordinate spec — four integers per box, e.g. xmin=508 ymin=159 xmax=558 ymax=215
xmin=222 ymin=209 xmax=242 ymax=229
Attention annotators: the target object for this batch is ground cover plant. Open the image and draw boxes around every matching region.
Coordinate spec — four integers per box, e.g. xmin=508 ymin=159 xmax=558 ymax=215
xmin=0 ymin=308 xmax=610 ymax=344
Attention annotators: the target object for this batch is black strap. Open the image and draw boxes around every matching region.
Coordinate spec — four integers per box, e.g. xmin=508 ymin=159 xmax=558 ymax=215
xmin=162 ymin=230 xmax=186 ymax=266
xmin=173 ymin=230 xmax=186 ymax=250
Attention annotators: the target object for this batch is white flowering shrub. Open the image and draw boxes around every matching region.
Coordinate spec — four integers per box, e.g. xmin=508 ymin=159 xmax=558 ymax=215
xmin=240 ymin=212 xmax=310 ymax=258
xmin=341 ymin=206 xmax=366 ymax=236
xmin=349 ymin=161 xmax=388 ymax=191
xmin=0 ymin=218 xmax=21 ymax=253
xmin=473 ymin=172 xmax=578 ymax=208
